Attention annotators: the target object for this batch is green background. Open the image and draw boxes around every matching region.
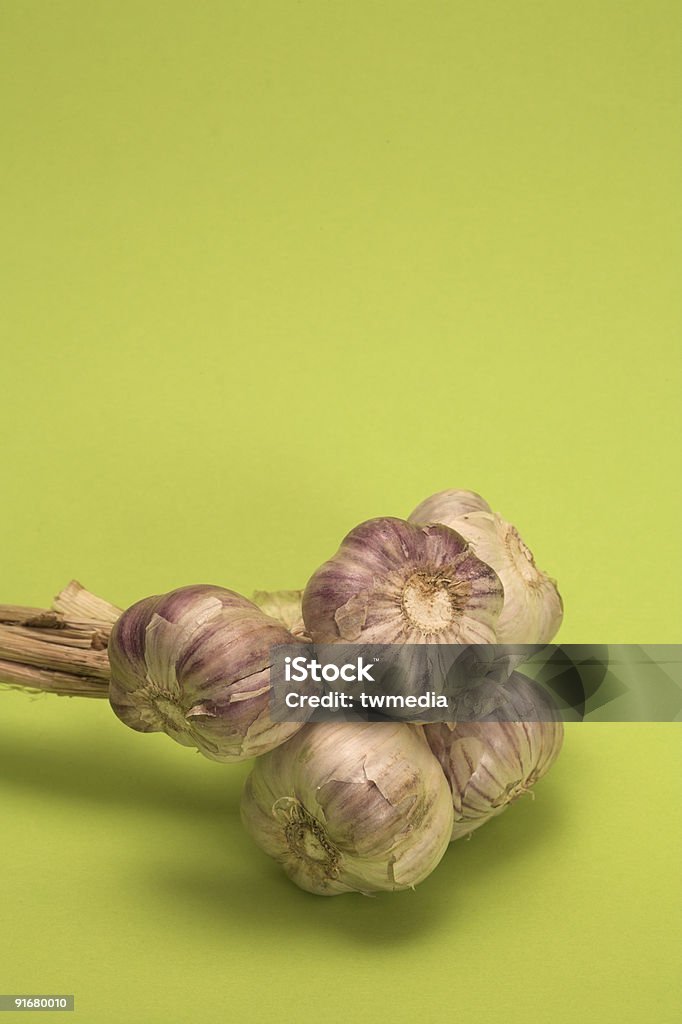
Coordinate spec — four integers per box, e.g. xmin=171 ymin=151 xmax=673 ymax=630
xmin=1 ymin=3 xmax=680 ymax=1022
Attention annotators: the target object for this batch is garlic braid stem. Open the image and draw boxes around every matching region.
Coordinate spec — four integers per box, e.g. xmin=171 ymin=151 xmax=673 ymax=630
xmin=0 ymin=581 xmax=120 ymax=698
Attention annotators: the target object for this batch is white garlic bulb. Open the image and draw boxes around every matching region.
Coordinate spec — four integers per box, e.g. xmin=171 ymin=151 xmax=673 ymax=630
xmin=424 ymin=673 xmax=564 ymax=840
xmin=408 ymin=491 xmax=563 ymax=643
xmin=302 ymin=517 xmax=504 ymax=644
xmin=241 ymin=721 xmax=454 ymax=895
xmin=108 ymin=584 xmax=305 ymax=762
xmin=409 ymin=488 xmax=492 ymax=521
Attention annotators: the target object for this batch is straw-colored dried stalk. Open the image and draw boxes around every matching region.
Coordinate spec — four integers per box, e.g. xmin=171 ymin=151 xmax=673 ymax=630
xmin=0 ymin=581 xmax=119 ymax=698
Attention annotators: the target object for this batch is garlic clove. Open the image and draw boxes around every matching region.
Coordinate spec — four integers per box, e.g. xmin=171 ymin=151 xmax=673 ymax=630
xmin=409 ymin=496 xmax=563 ymax=643
xmin=241 ymin=721 xmax=454 ymax=894
xmin=302 ymin=517 xmax=504 ymax=644
xmin=424 ymin=673 xmax=564 ymax=840
xmin=108 ymin=585 xmax=305 ymax=762
xmin=251 ymin=589 xmax=309 ymax=639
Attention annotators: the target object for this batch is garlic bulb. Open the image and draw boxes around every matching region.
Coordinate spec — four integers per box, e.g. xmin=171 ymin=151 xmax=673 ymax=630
xmin=424 ymin=673 xmax=564 ymax=840
xmin=252 ymin=589 xmax=308 ymax=639
xmin=302 ymin=517 xmax=504 ymax=644
xmin=409 ymin=488 xmax=492 ymax=521
xmin=408 ymin=491 xmax=563 ymax=643
xmin=241 ymin=721 xmax=454 ymax=894
xmin=108 ymin=584 xmax=304 ymax=762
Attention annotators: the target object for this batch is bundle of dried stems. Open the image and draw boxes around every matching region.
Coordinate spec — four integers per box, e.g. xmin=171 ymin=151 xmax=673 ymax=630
xmin=0 ymin=581 xmax=119 ymax=698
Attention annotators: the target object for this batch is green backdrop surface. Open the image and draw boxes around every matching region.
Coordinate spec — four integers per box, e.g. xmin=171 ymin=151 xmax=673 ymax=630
xmin=1 ymin=3 xmax=680 ymax=1023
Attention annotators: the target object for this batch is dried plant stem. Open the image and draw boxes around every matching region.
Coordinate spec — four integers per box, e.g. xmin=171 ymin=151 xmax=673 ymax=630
xmin=0 ymin=581 xmax=120 ymax=699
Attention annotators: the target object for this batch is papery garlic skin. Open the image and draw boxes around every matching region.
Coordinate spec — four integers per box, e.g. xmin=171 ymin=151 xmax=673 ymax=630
xmin=302 ymin=517 xmax=504 ymax=645
xmin=252 ymin=589 xmax=308 ymax=639
xmin=241 ymin=722 xmax=454 ymax=895
xmin=108 ymin=584 xmax=304 ymax=762
xmin=424 ymin=673 xmax=564 ymax=840
xmin=409 ymin=488 xmax=492 ymax=522
xmin=408 ymin=492 xmax=563 ymax=643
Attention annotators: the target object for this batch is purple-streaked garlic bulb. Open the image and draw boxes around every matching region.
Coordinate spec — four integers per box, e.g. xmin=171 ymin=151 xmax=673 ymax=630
xmin=241 ymin=721 xmax=454 ymax=895
xmin=408 ymin=490 xmax=563 ymax=643
xmin=302 ymin=517 xmax=504 ymax=644
xmin=424 ymin=673 xmax=564 ymax=840
xmin=108 ymin=584 xmax=305 ymax=762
